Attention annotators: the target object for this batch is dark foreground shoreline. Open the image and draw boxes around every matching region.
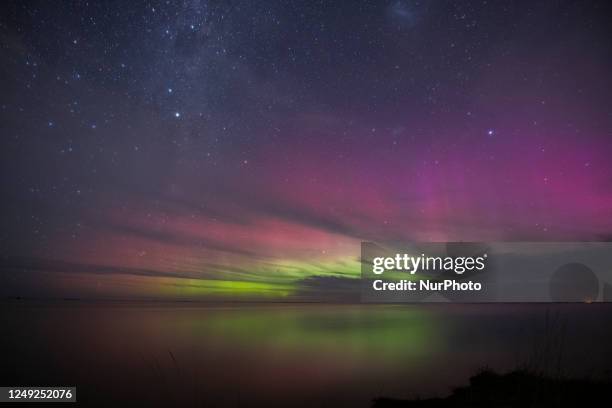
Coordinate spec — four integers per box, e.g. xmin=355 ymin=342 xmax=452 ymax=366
xmin=374 ymin=369 xmax=611 ymax=407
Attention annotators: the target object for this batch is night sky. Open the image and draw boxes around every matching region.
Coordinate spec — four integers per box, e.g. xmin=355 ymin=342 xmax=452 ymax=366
xmin=1 ymin=1 xmax=611 ymax=300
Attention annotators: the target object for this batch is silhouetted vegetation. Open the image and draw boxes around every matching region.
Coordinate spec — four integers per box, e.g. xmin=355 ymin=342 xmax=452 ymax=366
xmin=373 ymin=369 xmax=611 ymax=407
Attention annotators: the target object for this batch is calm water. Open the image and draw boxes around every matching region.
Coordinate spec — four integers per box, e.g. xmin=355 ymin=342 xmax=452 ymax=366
xmin=2 ymin=302 xmax=611 ymax=407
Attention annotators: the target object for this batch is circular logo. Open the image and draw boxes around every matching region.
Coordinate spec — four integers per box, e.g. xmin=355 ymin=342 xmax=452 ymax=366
xmin=549 ymin=263 xmax=599 ymax=302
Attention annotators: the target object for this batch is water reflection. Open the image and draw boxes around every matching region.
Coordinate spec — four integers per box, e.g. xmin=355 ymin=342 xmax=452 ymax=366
xmin=1 ymin=302 xmax=611 ymax=407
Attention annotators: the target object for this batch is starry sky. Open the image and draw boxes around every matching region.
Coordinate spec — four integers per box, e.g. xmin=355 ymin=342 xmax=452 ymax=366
xmin=1 ymin=0 xmax=611 ymax=300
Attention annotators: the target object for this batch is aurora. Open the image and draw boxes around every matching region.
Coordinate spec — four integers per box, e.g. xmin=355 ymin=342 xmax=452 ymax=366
xmin=1 ymin=1 xmax=611 ymax=301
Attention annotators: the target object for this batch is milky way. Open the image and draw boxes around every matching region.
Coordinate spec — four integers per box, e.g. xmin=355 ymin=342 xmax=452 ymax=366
xmin=1 ymin=1 xmax=611 ymax=300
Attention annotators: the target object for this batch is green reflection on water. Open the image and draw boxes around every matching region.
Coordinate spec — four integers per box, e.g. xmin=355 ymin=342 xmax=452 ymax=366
xmin=182 ymin=306 xmax=440 ymax=361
